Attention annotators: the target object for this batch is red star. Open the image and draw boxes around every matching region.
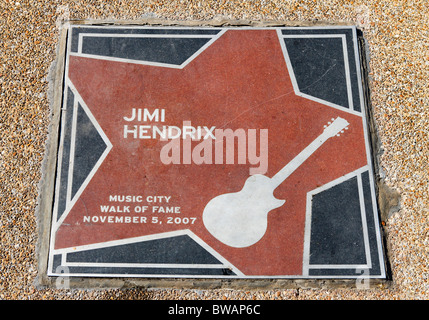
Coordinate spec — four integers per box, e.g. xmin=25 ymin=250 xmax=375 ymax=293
xmin=55 ymin=30 xmax=367 ymax=275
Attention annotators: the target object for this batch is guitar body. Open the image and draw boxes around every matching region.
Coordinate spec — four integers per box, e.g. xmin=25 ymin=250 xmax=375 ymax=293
xmin=202 ymin=174 xmax=285 ymax=248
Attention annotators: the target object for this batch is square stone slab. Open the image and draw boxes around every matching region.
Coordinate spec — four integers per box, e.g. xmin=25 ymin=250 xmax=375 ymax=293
xmin=45 ymin=24 xmax=386 ymax=280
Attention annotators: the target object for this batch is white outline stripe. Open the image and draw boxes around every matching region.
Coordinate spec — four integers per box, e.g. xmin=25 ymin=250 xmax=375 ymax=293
xmin=51 ymin=87 xmax=69 ymax=223
xmin=53 ymin=230 xmax=189 ymax=253
xmin=73 ymin=29 xmax=227 ymax=69
xmin=308 ymin=264 xmax=369 ymax=269
xmin=302 ymin=166 xmax=371 ymax=275
xmin=277 ymin=31 xmax=360 ymax=115
xmin=357 ymin=172 xmax=372 ymax=267
xmin=47 ymin=28 xmax=75 ymax=276
xmin=53 ymin=79 xmax=113 ymax=231
xmin=79 ymin=33 xmax=216 ymax=51
xmin=50 ymin=229 xmax=244 ymax=277
xmin=64 ymin=262 xmax=228 ymax=269
xmin=65 ymin=97 xmax=78 ymax=205
xmin=341 ymin=35 xmax=354 ymax=110
xmin=69 ymin=52 xmax=184 ymax=69
xmin=351 ymin=27 xmax=387 ymax=278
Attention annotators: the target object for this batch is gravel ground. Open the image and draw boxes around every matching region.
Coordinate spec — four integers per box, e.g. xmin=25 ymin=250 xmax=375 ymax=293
xmin=0 ymin=0 xmax=428 ymax=300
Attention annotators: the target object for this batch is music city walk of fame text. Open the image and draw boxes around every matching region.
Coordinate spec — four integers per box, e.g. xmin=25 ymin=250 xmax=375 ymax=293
xmin=82 ymin=194 xmax=190 ymax=225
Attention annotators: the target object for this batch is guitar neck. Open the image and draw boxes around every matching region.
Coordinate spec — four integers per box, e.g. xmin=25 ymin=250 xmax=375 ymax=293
xmin=270 ymin=131 xmax=332 ymax=189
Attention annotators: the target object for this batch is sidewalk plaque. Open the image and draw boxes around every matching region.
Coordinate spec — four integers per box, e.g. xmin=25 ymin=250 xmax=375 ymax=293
xmin=47 ymin=25 xmax=386 ymax=279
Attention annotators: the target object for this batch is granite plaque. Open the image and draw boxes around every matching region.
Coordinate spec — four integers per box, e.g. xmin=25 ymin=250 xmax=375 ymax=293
xmin=47 ymin=25 xmax=386 ymax=279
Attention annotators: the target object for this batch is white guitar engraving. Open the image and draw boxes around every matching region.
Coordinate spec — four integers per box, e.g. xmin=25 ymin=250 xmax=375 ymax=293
xmin=202 ymin=117 xmax=350 ymax=248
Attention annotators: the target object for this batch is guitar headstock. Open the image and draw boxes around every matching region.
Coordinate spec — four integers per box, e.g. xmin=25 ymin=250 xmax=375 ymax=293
xmin=323 ymin=117 xmax=350 ymax=138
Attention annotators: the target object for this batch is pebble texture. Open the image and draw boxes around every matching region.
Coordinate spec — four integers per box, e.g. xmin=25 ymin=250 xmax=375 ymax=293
xmin=0 ymin=0 xmax=428 ymax=299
